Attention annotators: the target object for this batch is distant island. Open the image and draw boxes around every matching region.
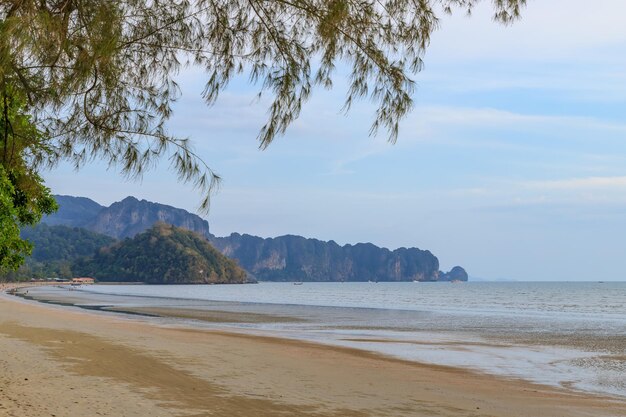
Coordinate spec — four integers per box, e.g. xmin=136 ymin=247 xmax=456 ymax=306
xmin=3 ymin=195 xmax=468 ymax=284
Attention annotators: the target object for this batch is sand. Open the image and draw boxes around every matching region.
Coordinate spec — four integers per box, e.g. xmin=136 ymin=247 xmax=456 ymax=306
xmin=0 ymin=284 xmax=624 ymax=417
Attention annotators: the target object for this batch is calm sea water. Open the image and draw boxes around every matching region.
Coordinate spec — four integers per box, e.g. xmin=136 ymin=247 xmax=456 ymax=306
xmin=24 ymin=281 xmax=626 ymax=398
xmin=81 ymin=281 xmax=626 ymax=320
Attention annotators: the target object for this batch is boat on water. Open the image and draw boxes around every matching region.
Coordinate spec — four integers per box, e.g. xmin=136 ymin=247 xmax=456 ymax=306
xmin=293 ymin=281 xmax=303 ymax=285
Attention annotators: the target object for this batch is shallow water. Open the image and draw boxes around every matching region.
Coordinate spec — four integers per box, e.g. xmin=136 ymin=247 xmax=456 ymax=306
xmin=20 ymin=281 xmax=626 ymax=398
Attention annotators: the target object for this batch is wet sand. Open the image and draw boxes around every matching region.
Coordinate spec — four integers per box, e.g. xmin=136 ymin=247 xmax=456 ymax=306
xmin=1 ymin=285 xmax=624 ymax=417
xmin=104 ymin=306 xmax=305 ymax=323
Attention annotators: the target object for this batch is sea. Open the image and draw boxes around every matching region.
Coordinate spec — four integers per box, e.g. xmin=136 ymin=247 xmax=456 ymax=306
xmin=21 ymin=281 xmax=626 ymax=398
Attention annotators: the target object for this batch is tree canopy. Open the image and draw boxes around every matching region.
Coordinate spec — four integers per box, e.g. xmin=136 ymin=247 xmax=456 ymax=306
xmin=73 ymin=222 xmax=248 ymax=284
xmin=1 ymin=223 xmax=116 ymax=280
xmin=0 ymin=84 xmax=57 ymax=272
xmin=0 ymin=0 xmax=526 ymax=271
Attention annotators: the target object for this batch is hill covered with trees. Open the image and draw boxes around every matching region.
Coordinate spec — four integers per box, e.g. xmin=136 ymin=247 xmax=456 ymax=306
xmin=22 ymin=224 xmax=117 ymax=263
xmin=2 ymin=224 xmax=116 ymax=280
xmin=74 ymin=223 xmax=248 ymax=284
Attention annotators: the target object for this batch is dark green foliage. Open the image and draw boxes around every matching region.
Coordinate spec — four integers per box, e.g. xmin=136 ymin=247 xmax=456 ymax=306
xmin=1 ymin=224 xmax=116 ymax=281
xmin=0 ymin=87 xmax=58 ymax=272
xmin=75 ymin=223 xmax=247 ymax=284
xmin=0 ymin=167 xmax=30 ymax=272
xmin=22 ymin=224 xmax=116 ymax=262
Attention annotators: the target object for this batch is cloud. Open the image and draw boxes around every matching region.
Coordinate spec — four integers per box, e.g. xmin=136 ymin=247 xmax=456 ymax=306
xmin=428 ymin=0 xmax=626 ymax=62
xmin=397 ymin=105 xmax=626 ymax=157
xmin=522 ymin=176 xmax=626 ymax=191
xmin=419 ymin=67 xmax=626 ymax=103
xmin=437 ymin=175 xmax=626 ymax=212
xmin=408 ymin=105 xmax=626 ymax=132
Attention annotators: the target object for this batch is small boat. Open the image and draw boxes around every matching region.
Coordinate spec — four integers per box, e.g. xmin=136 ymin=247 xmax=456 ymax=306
xmin=293 ymin=281 xmax=303 ymax=285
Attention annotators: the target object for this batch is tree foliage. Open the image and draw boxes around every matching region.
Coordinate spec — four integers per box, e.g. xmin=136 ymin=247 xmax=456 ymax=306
xmin=74 ymin=222 xmax=248 ymax=284
xmin=0 ymin=84 xmax=57 ymax=272
xmin=0 ymin=0 xmax=525 ymax=210
xmin=0 ymin=0 xmax=526 ymax=271
xmin=1 ymin=223 xmax=116 ymax=281
xmin=0 ymin=166 xmax=29 ymax=271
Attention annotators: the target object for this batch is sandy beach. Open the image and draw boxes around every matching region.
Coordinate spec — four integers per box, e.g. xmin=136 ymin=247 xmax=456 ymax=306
xmin=1 ymin=285 xmax=624 ymax=417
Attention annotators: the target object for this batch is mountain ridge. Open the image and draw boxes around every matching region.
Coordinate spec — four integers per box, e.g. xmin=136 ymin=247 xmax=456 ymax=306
xmin=44 ymin=195 xmax=211 ymax=239
xmin=43 ymin=195 xmax=467 ymax=282
xmin=43 ymin=195 xmax=105 ymax=227
xmin=210 ymin=232 xmax=447 ymax=282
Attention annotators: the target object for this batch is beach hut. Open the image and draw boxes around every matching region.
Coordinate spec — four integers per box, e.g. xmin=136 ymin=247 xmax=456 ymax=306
xmin=71 ymin=277 xmax=95 ymax=285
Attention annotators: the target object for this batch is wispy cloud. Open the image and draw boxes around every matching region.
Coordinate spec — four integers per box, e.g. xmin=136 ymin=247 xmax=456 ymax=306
xmin=407 ymin=106 xmax=626 ymax=133
xmin=522 ymin=176 xmax=626 ymax=191
xmin=439 ymin=175 xmax=626 ymax=211
xmin=428 ymin=0 xmax=626 ymax=62
xmin=419 ymin=69 xmax=626 ymax=103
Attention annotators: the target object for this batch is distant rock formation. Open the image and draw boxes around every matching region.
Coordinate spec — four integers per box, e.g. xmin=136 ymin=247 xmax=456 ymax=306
xmin=43 ymin=195 xmax=468 ymax=282
xmin=438 ymin=266 xmax=468 ymax=282
xmin=209 ymin=233 xmax=442 ymax=282
xmin=74 ymin=223 xmax=248 ymax=284
xmin=44 ymin=195 xmax=211 ymax=240
xmin=86 ymin=196 xmax=211 ymax=240
xmin=43 ymin=195 xmax=104 ymax=227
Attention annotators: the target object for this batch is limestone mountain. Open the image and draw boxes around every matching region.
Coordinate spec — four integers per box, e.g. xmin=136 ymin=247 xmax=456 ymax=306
xmin=210 ymin=233 xmax=445 ymax=282
xmin=86 ymin=196 xmax=211 ymax=239
xmin=43 ymin=195 xmax=468 ymax=283
xmin=43 ymin=195 xmax=105 ymax=227
xmin=74 ymin=223 xmax=247 ymax=284
xmin=438 ymin=266 xmax=469 ymax=282
xmin=44 ymin=195 xmax=211 ymax=240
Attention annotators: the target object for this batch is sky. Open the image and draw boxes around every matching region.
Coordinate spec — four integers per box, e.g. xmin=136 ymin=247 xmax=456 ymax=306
xmin=44 ymin=0 xmax=626 ymax=281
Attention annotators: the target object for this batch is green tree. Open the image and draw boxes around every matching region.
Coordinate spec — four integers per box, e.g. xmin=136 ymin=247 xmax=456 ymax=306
xmin=0 ymin=85 xmax=57 ymax=273
xmin=0 ymin=0 xmax=525 ymax=271
xmin=0 ymin=166 xmax=29 ymax=271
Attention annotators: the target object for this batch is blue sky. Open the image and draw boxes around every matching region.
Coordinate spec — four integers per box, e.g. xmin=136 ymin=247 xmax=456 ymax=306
xmin=45 ymin=0 xmax=626 ymax=281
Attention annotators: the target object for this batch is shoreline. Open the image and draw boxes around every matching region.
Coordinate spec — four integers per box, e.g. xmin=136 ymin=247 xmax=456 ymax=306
xmin=14 ymin=283 xmax=626 ymax=399
xmin=1 ymin=285 xmax=625 ymax=416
